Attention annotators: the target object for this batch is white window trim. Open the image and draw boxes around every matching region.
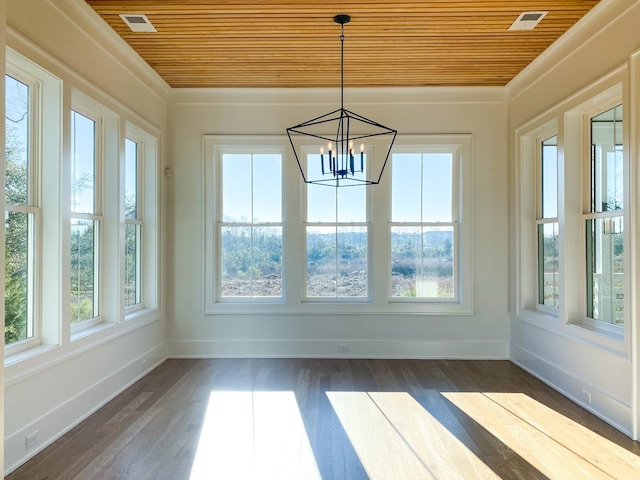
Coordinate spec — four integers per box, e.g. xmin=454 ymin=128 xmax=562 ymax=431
xmin=204 ymin=134 xmax=473 ymax=315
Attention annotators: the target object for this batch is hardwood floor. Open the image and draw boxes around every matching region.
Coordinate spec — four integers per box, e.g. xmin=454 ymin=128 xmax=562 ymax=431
xmin=7 ymin=359 xmax=640 ymax=479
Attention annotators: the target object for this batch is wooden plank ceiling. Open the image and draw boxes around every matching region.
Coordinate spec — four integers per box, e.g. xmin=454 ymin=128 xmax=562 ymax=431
xmin=84 ymin=1 xmax=600 ymax=88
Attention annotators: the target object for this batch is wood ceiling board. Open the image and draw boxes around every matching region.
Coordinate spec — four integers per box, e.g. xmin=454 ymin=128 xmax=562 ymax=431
xmin=85 ymin=1 xmax=600 ymax=88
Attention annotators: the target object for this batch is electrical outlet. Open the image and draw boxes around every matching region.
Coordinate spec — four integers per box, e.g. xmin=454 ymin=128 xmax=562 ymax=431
xmin=26 ymin=431 xmax=38 ymax=449
xmin=580 ymin=389 xmax=592 ymax=404
xmin=337 ymin=344 xmax=350 ymax=354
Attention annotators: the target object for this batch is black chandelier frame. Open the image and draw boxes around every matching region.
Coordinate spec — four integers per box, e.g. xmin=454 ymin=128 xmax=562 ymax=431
xmin=286 ymin=14 xmax=397 ymax=187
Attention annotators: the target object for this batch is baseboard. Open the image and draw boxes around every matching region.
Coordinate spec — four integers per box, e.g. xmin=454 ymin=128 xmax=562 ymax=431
xmin=510 ymin=342 xmax=632 ymax=437
xmin=4 ymin=342 xmax=168 ymax=476
xmin=168 ymin=339 xmax=510 ymax=359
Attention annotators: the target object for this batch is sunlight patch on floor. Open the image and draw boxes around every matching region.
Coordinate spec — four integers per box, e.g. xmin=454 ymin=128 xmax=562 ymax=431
xmin=190 ymin=391 xmax=321 ymax=480
xmin=443 ymin=392 xmax=640 ymax=480
xmin=327 ymin=391 xmax=500 ymax=480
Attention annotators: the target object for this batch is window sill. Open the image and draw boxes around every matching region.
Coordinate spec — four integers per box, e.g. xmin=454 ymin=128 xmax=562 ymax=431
xmin=204 ymin=301 xmax=473 ymax=315
xmin=4 ymin=343 xmax=59 ymax=368
xmin=71 ymin=321 xmax=115 ymax=342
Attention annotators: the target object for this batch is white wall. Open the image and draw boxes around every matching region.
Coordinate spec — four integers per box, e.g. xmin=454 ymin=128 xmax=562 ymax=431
xmin=4 ymin=0 xmax=168 ymax=473
xmin=166 ymin=87 xmax=510 ymax=359
xmin=508 ymin=0 xmax=640 ymax=437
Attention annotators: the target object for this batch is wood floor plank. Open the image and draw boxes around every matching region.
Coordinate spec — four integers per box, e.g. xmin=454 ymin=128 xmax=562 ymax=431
xmin=6 ymin=359 xmax=640 ymax=480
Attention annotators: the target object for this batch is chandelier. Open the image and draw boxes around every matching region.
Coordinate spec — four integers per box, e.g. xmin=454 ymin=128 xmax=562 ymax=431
xmin=286 ymin=14 xmax=397 ymax=187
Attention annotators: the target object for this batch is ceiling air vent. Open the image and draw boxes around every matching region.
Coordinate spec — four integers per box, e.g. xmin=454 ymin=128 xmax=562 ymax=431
xmin=119 ymin=14 xmax=157 ymax=33
xmin=509 ymin=11 xmax=548 ymax=31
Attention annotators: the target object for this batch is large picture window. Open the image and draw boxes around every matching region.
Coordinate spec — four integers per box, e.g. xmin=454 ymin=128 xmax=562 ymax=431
xmin=218 ymin=149 xmax=283 ymax=299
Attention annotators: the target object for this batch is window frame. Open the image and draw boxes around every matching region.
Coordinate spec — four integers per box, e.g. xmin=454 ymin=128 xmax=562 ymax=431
xmin=4 ymin=65 xmax=42 ymax=355
xmin=302 ymin=144 xmax=372 ymax=302
xmin=214 ymin=143 xmax=286 ymax=303
xmin=124 ymin=135 xmax=144 ymax=312
xmin=535 ymin=131 xmax=560 ymax=315
xmin=69 ymin=103 xmax=104 ymax=333
xmin=581 ymin=101 xmax=626 ymax=333
xmin=388 ymin=145 xmax=461 ymax=304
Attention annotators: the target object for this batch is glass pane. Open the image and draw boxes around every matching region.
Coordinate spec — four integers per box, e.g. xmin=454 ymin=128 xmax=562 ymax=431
xmin=222 ymin=154 xmax=251 ymax=222
xmin=391 ymin=153 xmax=422 ymax=222
xmin=306 ymin=153 xmax=367 ymax=223
xmin=252 ymin=154 xmax=282 ymax=223
xmin=590 ymin=105 xmax=623 ymax=213
xmin=538 ymin=222 xmax=559 ymax=308
xmin=125 ymin=223 xmax=141 ymax=307
xmin=125 ymin=138 xmax=138 ymax=219
xmin=337 ymin=227 xmax=367 ymax=297
xmin=5 ymin=211 xmax=33 ymax=344
xmin=5 ymin=75 xmax=30 ymax=205
xmin=307 ymin=180 xmax=337 ymax=223
xmin=586 ymin=216 xmax=623 ymax=325
xmin=71 ymin=219 xmax=99 ymax=323
xmin=422 ymin=153 xmax=453 ymax=222
xmin=220 ymin=226 xmax=251 ymax=296
xmin=251 ymin=226 xmax=282 ymax=297
xmin=391 ymin=226 xmax=421 ymax=297
xmin=421 ymin=226 xmax=455 ymax=298
xmin=541 ymin=136 xmax=558 ymax=219
xmin=391 ymin=226 xmax=454 ymax=298
xmin=306 ymin=226 xmax=337 ymax=297
xmin=71 ymin=111 xmax=96 ymax=214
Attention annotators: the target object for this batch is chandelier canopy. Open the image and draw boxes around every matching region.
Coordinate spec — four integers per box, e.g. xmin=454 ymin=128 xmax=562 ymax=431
xmin=286 ymin=15 xmax=397 ymax=187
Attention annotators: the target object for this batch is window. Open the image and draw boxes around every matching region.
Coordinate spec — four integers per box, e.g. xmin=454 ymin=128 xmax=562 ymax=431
xmin=390 ymin=149 xmax=456 ymax=300
xmin=70 ymin=109 xmax=102 ymax=327
xmin=537 ymin=135 xmax=559 ymax=309
xmin=585 ymin=104 xmax=623 ymax=326
xmin=305 ymin=150 xmax=368 ymax=299
xmin=218 ymin=148 xmax=283 ymax=299
xmin=4 ymin=72 xmax=39 ymax=348
xmin=125 ymin=137 xmax=142 ymax=308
